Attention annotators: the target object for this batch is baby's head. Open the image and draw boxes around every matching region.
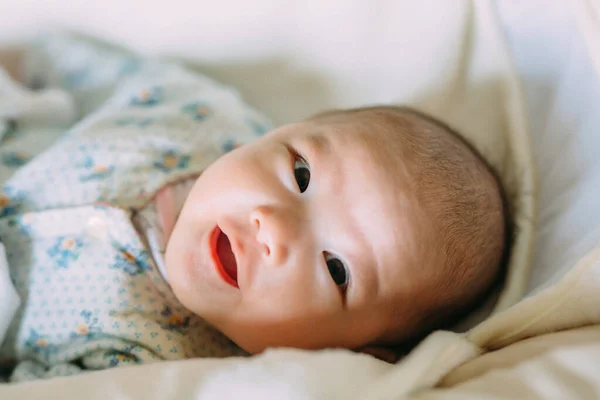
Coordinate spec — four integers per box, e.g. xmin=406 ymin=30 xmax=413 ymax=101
xmin=165 ymin=106 xmax=507 ymax=356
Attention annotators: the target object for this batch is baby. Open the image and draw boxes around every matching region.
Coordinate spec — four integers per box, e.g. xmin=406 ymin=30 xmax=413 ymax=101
xmin=166 ymin=106 xmax=508 ymax=355
xmin=0 ymin=35 xmax=507 ymax=381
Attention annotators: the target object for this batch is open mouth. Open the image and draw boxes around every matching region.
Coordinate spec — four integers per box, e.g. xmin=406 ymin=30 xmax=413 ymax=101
xmin=210 ymin=226 xmax=239 ymax=288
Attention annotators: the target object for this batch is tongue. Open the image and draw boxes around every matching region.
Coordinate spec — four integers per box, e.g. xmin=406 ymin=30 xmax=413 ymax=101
xmin=217 ymin=231 xmax=237 ymax=282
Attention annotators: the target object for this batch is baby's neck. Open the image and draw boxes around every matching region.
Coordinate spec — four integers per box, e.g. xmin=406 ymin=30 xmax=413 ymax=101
xmin=154 ymin=178 xmax=198 ymax=244
xmin=155 ymin=186 xmax=178 ymax=243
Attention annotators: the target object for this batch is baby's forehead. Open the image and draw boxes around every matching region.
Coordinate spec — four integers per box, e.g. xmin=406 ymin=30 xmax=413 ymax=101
xmin=307 ymin=118 xmax=425 ymax=285
xmin=309 ymin=107 xmax=422 ymax=151
xmin=308 ymin=114 xmax=416 ymax=179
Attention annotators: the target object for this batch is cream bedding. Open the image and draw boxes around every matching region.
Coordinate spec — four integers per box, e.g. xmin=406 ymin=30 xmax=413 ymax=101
xmin=0 ymin=0 xmax=599 ymax=398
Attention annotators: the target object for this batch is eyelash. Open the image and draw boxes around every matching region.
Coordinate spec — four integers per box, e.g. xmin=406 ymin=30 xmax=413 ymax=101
xmin=325 ymin=252 xmax=350 ymax=295
xmin=289 ymin=147 xmax=310 ymax=193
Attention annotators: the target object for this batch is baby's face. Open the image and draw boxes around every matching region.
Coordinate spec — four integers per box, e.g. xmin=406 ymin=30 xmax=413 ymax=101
xmin=166 ymin=117 xmax=424 ymax=353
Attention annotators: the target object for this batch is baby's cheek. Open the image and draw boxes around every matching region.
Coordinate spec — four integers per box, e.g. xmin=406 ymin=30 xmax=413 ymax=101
xmin=164 ymin=224 xmax=188 ymax=279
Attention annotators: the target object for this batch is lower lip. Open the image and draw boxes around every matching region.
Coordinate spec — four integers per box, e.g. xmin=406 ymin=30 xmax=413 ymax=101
xmin=209 ymin=225 xmax=239 ymax=288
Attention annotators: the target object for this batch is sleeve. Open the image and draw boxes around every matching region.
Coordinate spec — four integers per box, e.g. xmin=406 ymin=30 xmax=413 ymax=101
xmin=7 ymin=339 xmax=163 ymax=382
xmin=0 ymin=65 xmax=75 ymax=131
xmin=0 ymin=66 xmax=76 ymax=183
xmin=22 ymin=32 xmax=145 ymax=118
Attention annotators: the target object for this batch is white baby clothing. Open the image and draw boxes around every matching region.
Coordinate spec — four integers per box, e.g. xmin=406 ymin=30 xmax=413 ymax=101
xmin=0 ymin=33 xmax=271 ymax=382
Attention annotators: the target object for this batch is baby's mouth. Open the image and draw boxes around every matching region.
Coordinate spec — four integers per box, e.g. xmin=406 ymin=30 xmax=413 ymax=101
xmin=212 ymin=226 xmax=238 ymax=288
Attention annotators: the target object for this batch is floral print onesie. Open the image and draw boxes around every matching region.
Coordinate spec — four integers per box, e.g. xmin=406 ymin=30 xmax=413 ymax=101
xmin=0 ymin=33 xmax=271 ymax=382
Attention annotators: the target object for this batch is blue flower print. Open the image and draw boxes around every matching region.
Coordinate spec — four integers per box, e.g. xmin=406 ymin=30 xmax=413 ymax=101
xmin=245 ymin=116 xmax=269 ymax=136
xmin=0 ymin=185 xmax=22 ymax=217
xmin=182 ymin=102 xmax=212 ymax=121
xmin=119 ymin=58 xmax=141 ymax=75
xmin=114 ymin=116 xmax=154 ymax=128
xmin=221 ymin=139 xmax=243 ymax=153
xmin=71 ymin=310 xmax=102 ymax=339
xmin=47 ymin=236 xmax=84 ymax=269
xmin=130 ymin=86 xmax=162 ymax=106
xmin=19 ymin=213 xmax=35 ymax=234
xmin=105 ymin=345 xmax=137 ymax=367
xmin=0 ymin=195 xmax=17 ymax=218
xmin=153 ymin=150 xmax=190 ymax=172
xmin=6 ymin=212 xmax=35 ymax=235
xmin=1 ymin=151 xmax=31 ymax=167
xmin=160 ymin=306 xmax=190 ymax=332
xmin=79 ymin=156 xmax=115 ymax=182
xmin=63 ymin=67 xmax=91 ymax=89
xmin=111 ymin=244 xmax=152 ymax=276
xmin=24 ymin=328 xmax=59 ymax=358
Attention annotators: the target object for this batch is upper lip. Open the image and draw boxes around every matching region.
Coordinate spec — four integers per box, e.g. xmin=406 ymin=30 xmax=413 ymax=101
xmin=210 ymin=225 xmax=239 ymax=288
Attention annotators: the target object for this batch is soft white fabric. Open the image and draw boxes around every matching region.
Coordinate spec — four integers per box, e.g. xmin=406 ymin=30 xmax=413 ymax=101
xmin=464 ymin=0 xmax=600 ymax=352
xmin=0 ymin=0 xmax=599 ymax=398
xmin=417 ymin=325 xmax=600 ymax=400
xmin=499 ymin=0 xmax=600 ymax=296
xmin=441 ymin=323 xmax=600 ymax=389
xmin=0 ymin=68 xmax=75 ymax=129
xmin=0 ymin=331 xmax=479 ymax=399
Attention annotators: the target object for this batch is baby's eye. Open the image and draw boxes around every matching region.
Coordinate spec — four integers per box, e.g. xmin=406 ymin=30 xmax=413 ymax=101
xmin=325 ymin=253 xmax=349 ymax=291
xmin=293 ymin=155 xmax=311 ymax=193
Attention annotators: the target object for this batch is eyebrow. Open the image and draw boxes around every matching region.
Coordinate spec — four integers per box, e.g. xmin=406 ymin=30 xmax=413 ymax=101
xmin=307 ymin=131 xmax=380 ymax=307
xmin=304 ymin=132 xmax=331 ymax=160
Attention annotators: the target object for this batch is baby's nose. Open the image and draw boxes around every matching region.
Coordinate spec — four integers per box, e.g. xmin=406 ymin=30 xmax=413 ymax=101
xmin=249 ymin=205 xmax=293 ymax=265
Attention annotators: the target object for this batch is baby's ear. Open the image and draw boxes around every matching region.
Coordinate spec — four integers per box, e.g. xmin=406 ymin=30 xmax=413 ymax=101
xmin=356 ymin=346 xmax=398 ymax=364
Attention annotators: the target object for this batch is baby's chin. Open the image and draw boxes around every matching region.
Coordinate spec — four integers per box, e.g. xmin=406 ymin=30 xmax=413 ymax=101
xmin=163 ymin=230 xmax=178 ymax=279
xmin=216 ymin=319 xmax=361 ymax=354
